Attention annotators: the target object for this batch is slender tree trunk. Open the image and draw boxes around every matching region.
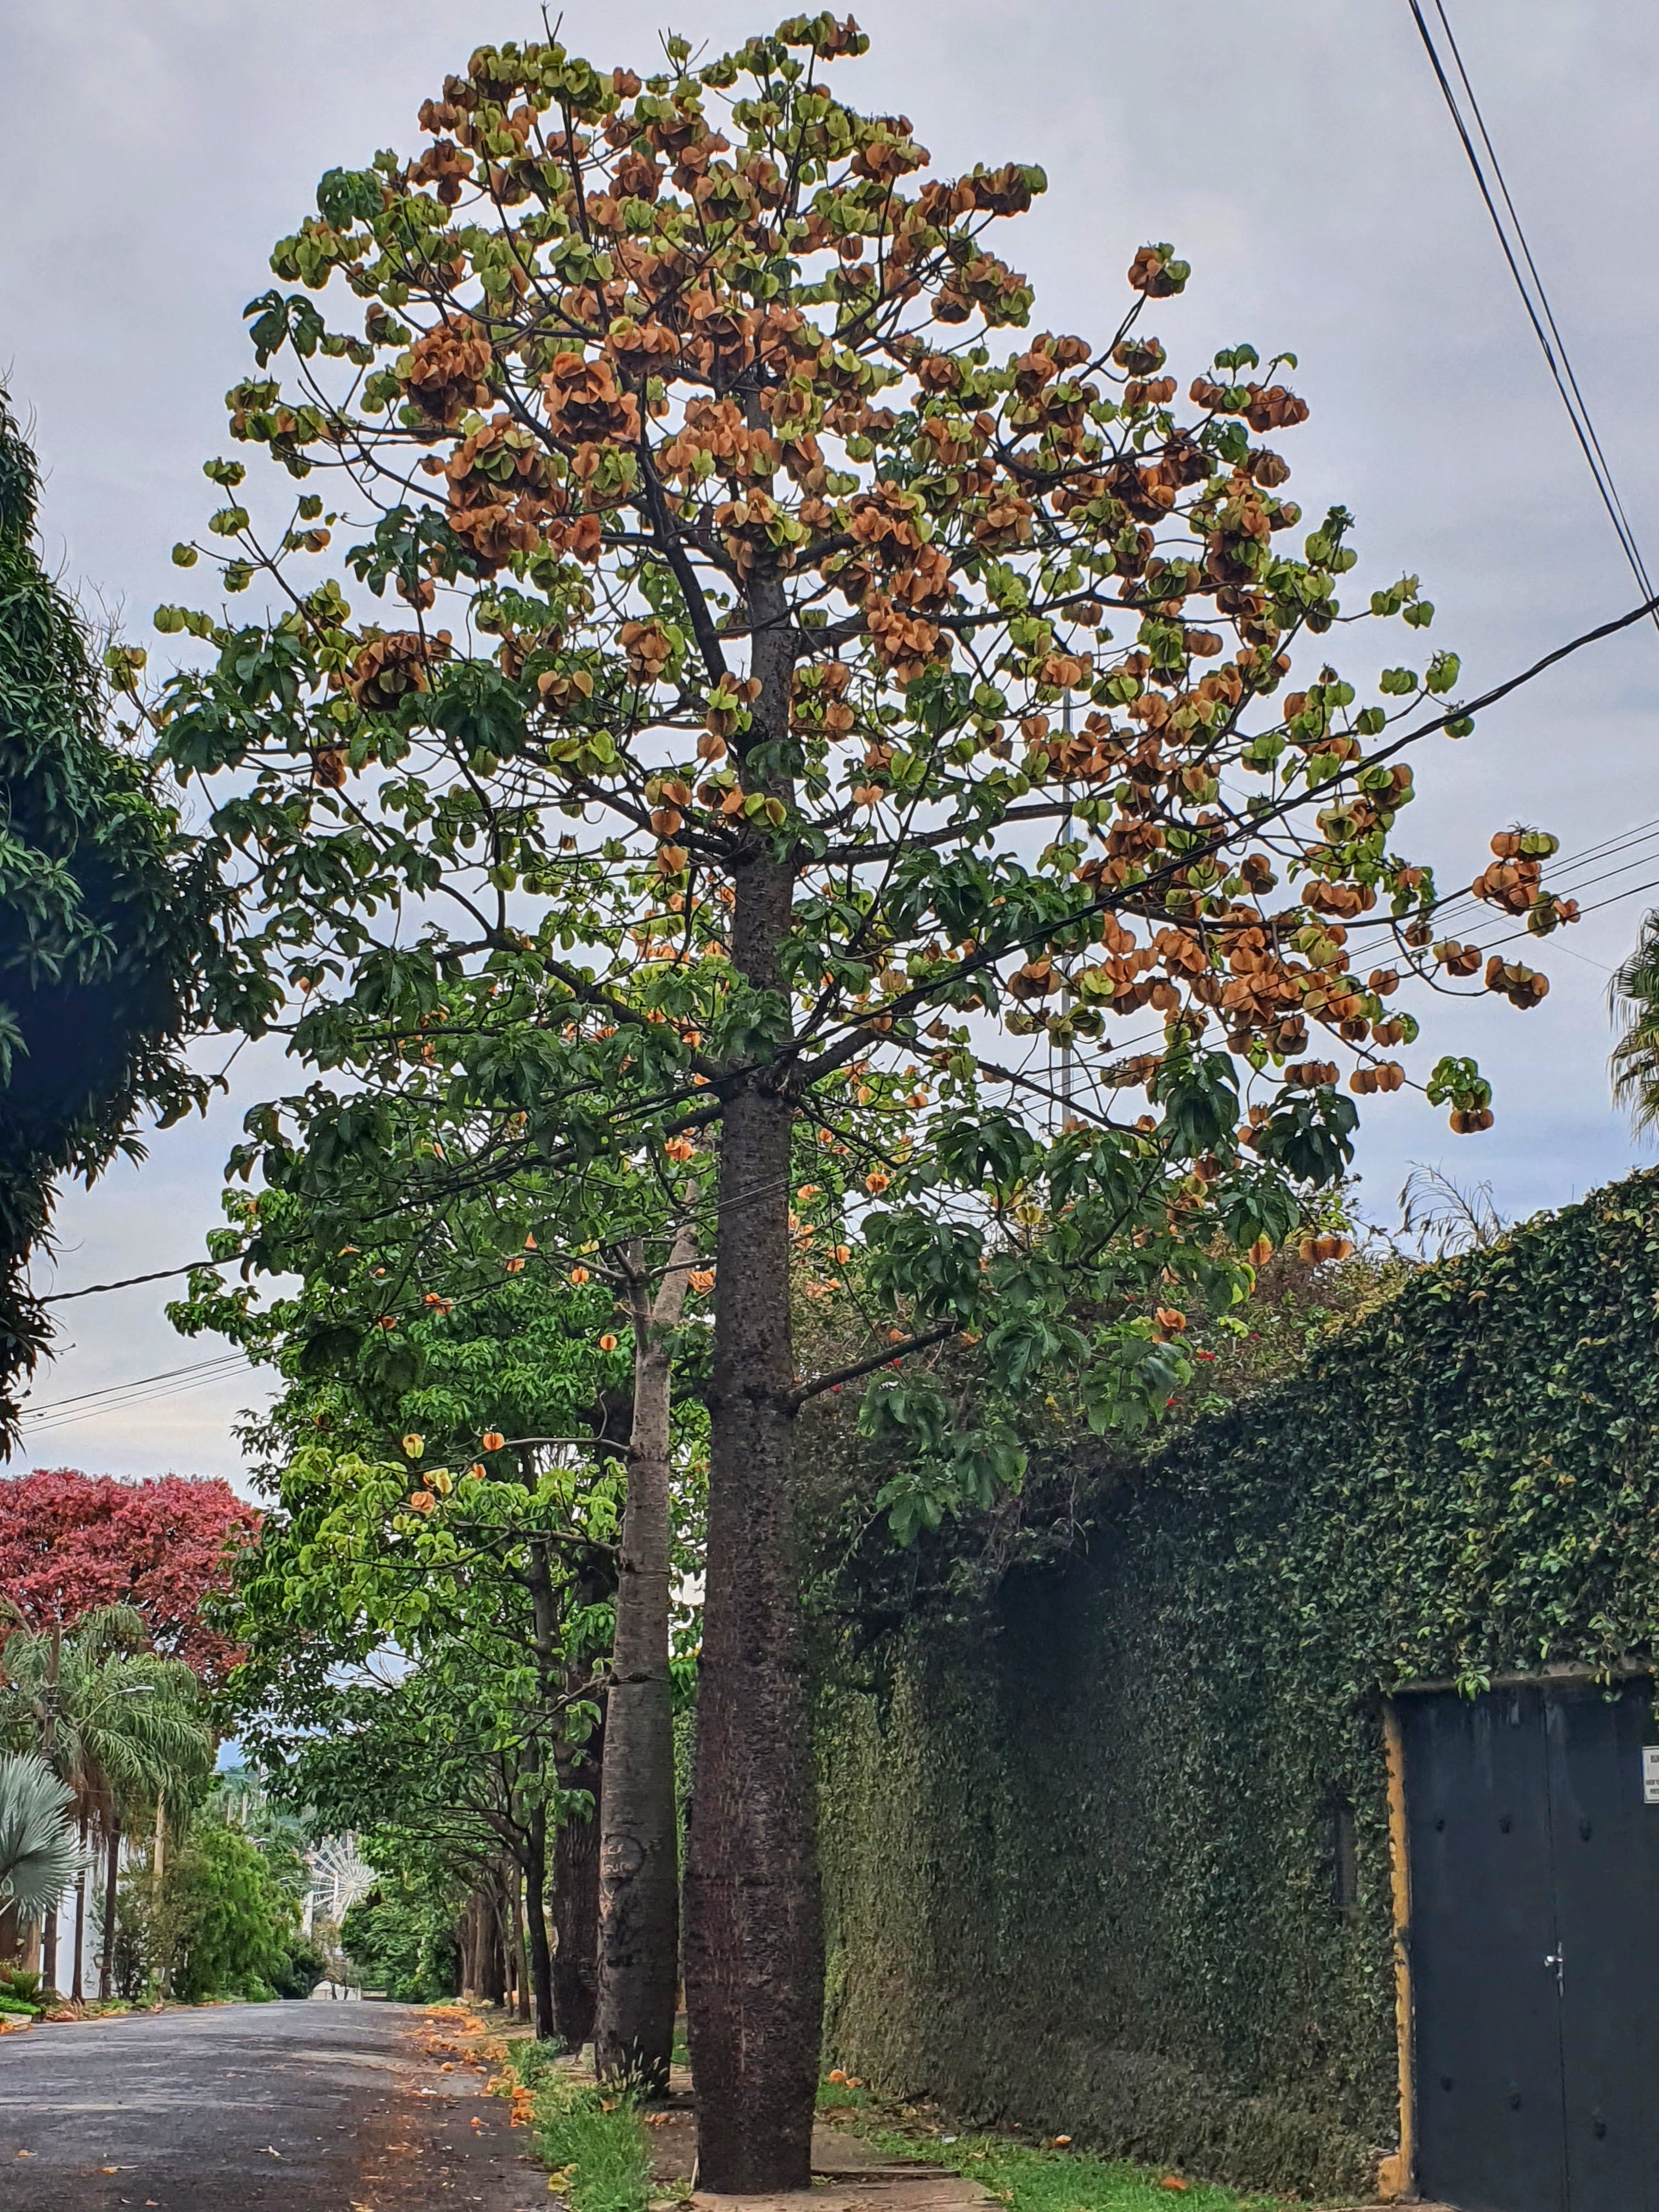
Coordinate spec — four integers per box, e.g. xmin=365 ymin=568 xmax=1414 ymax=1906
xmin=511 ymin=1873 xmax=529 ymax=2022
xmin=482 ymin=1881 xmax=507 ymax=2005
xmin=152 ymin=1793 xmax=168 ymax=1997
xmin=98 ymin=1824 xmax=120 ymax=2001
xmin=684 ymin=575 xmax=822 ymax=2192
xmin=71 ymin=1814 xmax=87 ymax=2002
xmin=550 ymin=1792 xmax=600 ymax=2048
xmin=595 ymin=1226 xmax=695 ymax=2091
xmin=523 ymin=1805 xmax=556 ymax=2040
xmin=39 ymin=1626 xmax=60 ymax=1991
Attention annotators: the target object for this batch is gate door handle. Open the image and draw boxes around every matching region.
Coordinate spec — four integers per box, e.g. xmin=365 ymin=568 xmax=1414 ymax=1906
xmin=1543 ymin=1951 xmax=1565 ymax=1992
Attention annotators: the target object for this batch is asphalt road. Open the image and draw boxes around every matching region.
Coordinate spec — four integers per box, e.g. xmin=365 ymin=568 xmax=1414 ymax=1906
xmin=0 ymin=1998 xmax=544 ymax=2211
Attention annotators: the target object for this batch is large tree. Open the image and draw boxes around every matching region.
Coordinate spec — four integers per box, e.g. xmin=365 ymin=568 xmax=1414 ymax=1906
xmin=0 ymin=1471 xmax=258 ymax=1683
xmin=0 ymin=391 xmax=235 ymax=1443
xmin=149 ymin=17 xmax=1566 ymax=2181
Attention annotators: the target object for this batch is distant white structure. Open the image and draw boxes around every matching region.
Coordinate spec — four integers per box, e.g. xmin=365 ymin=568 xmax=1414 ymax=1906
xmin=301 ymin=1834 xmax=373 ymax=1936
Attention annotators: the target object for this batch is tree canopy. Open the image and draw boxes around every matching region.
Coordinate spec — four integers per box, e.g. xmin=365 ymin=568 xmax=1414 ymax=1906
xmin=0 ymin=393 xmax=234 ymax=1443
xmin=0 ymin=1470 xmax=258 ymax=1681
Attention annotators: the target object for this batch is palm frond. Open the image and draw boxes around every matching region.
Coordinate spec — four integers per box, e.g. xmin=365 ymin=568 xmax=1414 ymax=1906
xmin=0 ymin=1751 xmax=81 ymax=1921
xmin=1610 ymin=909 xmax=1659 ymax=1135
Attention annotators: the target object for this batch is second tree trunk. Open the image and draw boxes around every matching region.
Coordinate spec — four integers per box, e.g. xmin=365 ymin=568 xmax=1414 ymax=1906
xmin=594 ymin=1227 xmax=696 ymax=2089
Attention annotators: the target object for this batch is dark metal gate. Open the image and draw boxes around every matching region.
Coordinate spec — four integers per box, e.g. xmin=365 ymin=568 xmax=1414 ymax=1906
xmin=1401 ymin=1680 xmax=1659 ymax=2211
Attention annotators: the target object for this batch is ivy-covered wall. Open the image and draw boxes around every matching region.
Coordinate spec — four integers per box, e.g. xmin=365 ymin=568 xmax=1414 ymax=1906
xmin=817 ymin=1170 xmax=1659 ymax=2198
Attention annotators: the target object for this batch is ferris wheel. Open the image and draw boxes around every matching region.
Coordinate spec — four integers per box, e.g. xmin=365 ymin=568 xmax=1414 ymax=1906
xmin=303 ymin=1833 xmax=374 ymax=1932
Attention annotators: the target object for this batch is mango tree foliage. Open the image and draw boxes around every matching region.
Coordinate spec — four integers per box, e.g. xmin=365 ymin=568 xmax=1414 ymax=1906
xmin=147 ymin=16 xmax=1561 ymax=2182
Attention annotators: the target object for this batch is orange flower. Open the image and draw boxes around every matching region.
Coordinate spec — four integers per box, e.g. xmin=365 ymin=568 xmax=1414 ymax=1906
xmin=407 ymin=1491 xmax=436 ymax=1514
xmin=864 ymin=1170 xmax=890 ymax=1194
xmin=1154 ymin=1307 xmax=1187 ymax=1334
xmin=664 ymin=1136 xmax=697 ymax=1163
xmin=687 ymin=1267 xmax=715 ymax=1294
xmin=482 ymin=1431 xmax=506 ymax=1452
xmin=599 ymin=1333 xmax=619 ymax=1352
xmin=569 ymin=1266 xmax=591 ymax=1284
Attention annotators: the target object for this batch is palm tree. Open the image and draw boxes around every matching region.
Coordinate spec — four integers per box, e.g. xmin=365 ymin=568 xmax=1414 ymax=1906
xmin=0 ymin=1607 xmax=213 ymax=1996
xmin=0 ymin=1753 xmax=80 ymax=1930
xmin=1610 ymin=911 xmax=1659 ymax=1133
xmin=1398 ymin=1163 xmax=1506 ymax=1260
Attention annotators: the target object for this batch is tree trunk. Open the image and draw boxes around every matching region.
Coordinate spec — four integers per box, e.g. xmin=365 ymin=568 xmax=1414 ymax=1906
xmin=523 ymin=1803 xmax=556 ymax=2040
xmin=482 ymin=1882 xmax=507 ymax=2005
xmin=511 ymin=1872 xmax=530 ymax=2022
xmin=42 ymin=1905 xmax=57 ymax=1992
xmin=71 ymin=1815 xmax=86 ymax=2002
xmin=684 ymin=574 xmax=822 ymax=2192
xmin=98 ymin=1824 xmax=120 ymax=2001
xmin=550 ymin=1791 xmax=600 ymax=2049
xmin=153 ymin=1793 xmax=168 ymax=1997
xmin=595 ymin=1227 xmax=696 ymax=2091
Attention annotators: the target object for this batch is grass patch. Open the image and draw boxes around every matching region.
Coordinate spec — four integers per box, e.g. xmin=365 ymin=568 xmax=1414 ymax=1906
xmin=537 ymin=2079 xmax=652 ymax=2212
xmin=513 ymin=2037 xmax=569 ymax=2090
xmin=821 ymin=2094 xmax=1297 ymax=2212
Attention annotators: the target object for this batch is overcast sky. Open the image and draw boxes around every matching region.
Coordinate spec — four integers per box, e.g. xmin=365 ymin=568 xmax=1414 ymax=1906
xmin=5 ymin=0 xmax=1658 ymax=1483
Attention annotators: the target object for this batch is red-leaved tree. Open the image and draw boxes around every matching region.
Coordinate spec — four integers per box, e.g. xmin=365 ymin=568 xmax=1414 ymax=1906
xmin=0 ymin=1470 xmax=258 ymax=1683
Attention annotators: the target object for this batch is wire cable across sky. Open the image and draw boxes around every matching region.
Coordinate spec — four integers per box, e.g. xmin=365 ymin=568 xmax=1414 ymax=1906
xmin=1408 ymin=0 xmax=1659 ymax=630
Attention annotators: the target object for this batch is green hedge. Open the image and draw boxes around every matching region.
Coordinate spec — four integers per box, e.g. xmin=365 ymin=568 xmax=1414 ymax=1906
xmin=818 ymin=1170 xmax=1659 ymax=2198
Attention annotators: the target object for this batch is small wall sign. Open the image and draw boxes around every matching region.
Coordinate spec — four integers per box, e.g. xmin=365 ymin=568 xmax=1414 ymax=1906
xmin=1643 ymin=1746 xmax=1659 ymax=1805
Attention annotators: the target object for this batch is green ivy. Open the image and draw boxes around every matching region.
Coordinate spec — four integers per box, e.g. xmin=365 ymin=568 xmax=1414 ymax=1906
xmin=817 ymin=1170 xmax=1659 ymax=2198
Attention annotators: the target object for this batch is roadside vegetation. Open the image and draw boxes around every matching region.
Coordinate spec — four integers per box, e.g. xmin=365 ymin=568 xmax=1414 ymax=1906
xmin=820 ymin=2081 xmax=1296 ymax=2212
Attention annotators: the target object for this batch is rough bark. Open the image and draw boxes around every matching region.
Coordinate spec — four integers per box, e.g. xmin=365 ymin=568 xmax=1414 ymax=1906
xmin=42 ymin=1904 xmax=57 ymax=1991
xmin=550 ymin=1785 xmax=600 ymax=2047
xmin=594 ymin=1224 xmax=696 ymax=2090
xmin=684 ymin=575 xmax=823 ymax=2191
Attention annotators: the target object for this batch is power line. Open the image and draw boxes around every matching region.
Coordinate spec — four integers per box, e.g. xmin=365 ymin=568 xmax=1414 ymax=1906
xmin=34 ymin=1258 xmax=230 ymax=1306
xmin=16 ymin=1353 xmax=250 ymax=1430
xmin=1408 ymin=0 xmax=1659 ymax=628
